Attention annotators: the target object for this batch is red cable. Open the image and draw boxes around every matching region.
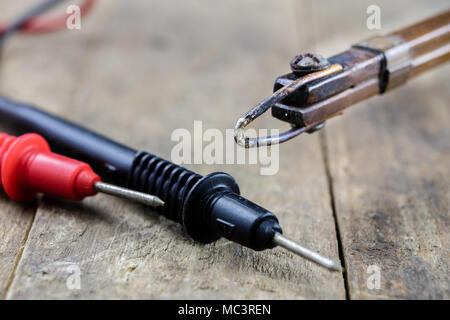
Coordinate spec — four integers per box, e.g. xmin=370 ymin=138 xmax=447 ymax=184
xmin=0 ymin=0 xmax=96 ymax=35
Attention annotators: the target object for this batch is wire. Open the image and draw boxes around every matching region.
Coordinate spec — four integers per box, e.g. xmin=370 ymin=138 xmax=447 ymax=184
xmin=0 ymin=0 xmax=96 ymax=42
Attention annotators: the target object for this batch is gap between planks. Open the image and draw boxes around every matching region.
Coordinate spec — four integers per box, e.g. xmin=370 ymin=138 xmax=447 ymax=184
xmin=2 ymin=204 xmax=37 ymax=299
xmin=291 ymin=0 xmax=349 ymax=299
xmin=320 ymin=130 xmax=351 ymax=300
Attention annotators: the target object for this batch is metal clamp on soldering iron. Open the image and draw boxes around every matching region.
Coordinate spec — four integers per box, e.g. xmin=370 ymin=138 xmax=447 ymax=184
xmin=234 ymin=10 xmax=450 ymax=148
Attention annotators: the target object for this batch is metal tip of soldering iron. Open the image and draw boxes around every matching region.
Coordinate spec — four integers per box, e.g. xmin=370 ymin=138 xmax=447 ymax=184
xmin=273 ymin=233 xmax=341 ymax=272
xmin=94 ymin=182 xmax=165 ymax=207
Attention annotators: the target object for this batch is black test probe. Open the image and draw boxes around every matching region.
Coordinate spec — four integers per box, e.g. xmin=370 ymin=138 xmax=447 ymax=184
xmin=0 ymin=96 xmax=340 ymax=271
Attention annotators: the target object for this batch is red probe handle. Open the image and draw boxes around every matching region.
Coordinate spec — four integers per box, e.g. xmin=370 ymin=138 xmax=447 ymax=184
xmin=0 ymin=133 xmax=100 ymax=202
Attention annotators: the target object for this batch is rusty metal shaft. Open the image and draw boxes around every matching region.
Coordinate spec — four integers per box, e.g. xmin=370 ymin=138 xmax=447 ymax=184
xmin=235 ymin=10 xmax=450 ymax=147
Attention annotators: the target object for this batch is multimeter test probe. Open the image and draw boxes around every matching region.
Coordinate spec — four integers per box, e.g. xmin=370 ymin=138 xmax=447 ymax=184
xmin=0 ymin=96 xmax=341 ymax=271
xmin=0 ymin=131 xmax=164 ymax=207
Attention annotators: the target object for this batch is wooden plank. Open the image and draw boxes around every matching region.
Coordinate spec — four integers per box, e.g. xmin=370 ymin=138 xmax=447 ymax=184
xmin=325 ymin=67 xmax=450 ymax=299
xmin=0 ymin=0 xmax=48 ymax=298
xmin=4 ymin=0 xmax=345 ymax=299
xmin=289 ymin=0 xmax=450 ymax=299
xmin=0 ymin=197 xmax=36 ymax=299
xmin=309 ymin=1 xmax=450 ymax=299
xmin=0 ymin=0 xmax=117 ymax=299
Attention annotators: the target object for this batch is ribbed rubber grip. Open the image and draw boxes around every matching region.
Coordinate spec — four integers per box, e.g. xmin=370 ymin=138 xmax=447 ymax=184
xmin=128 ymin=151 xmax=202 ymax=223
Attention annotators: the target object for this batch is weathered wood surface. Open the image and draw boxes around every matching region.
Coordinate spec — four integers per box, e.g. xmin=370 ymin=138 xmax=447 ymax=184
xmin=0 ymin=198 xmax=36 ymax=299
xmin=0 ymin=0 xmax=448 ymax=299
xmin=325 ymin=70 xmax=450 ymax=299
xmin=306 ymin=0 xmax=450 ymax=299
xmin=0 ymin=0 xmax=344 ymax=299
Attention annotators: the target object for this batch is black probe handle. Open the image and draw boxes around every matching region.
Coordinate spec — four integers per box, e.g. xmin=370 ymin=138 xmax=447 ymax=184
xmin=0 ymin=96 xmax=136 ymax=185
xmin=132 ymin=155 xmax=281 ymax=250
xmin=0 ymin=95 xmax=282 ymax=251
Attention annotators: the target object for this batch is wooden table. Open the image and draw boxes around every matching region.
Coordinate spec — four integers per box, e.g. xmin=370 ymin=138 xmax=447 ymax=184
xmin=0 ymin=0 xmax=448 ymax=299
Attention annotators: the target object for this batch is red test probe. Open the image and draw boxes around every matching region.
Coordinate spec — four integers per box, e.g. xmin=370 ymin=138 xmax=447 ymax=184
xmin=0 ymin=132 xmax=164 ymax=206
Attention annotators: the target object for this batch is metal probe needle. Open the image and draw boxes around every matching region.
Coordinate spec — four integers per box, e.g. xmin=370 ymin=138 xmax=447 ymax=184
xmin=94 ymin=182 xmax=165 ymax=207
xmin=273 ymin=233 xmax=341 ymax=271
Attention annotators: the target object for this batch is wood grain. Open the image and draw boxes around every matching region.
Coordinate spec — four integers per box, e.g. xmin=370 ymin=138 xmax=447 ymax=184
xmin=1 ymin=0 xmax=344 ymax=299
xmin=0 ymin=195 xmax=36 ymax=298
xmin=324 ymin=68 xmax=450 ymax=299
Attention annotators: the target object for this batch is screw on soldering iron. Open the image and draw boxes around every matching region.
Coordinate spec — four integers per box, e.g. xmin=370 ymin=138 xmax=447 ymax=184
xmin=290 ymin=53 xmax=330 ymax=134
xmin=94 ymin=182 xmax=164 ymax=207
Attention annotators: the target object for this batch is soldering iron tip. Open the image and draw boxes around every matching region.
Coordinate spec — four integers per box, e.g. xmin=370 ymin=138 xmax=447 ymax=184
xmin=273 ymin=232 xmax=341 ymax=272
xmin=94 ymin=182 xmax=165 ymax=207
